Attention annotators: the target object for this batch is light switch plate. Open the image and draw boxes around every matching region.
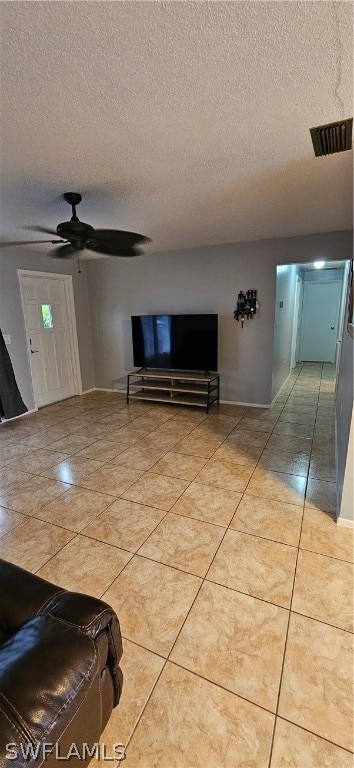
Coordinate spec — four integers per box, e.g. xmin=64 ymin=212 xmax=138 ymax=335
xmin=3 ymin=334 xmax=11 ymax=345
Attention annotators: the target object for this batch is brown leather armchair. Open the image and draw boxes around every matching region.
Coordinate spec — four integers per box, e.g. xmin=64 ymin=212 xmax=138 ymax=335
xmin=0 ymin=559 xmax=123 ymax=767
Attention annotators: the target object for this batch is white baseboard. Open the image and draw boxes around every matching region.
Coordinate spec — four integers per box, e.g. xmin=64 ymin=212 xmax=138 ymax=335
xmin=336 ymin=516 xmax=354 ymax=528
xmin=82 ymin=387 xmax=126 ymax=395
xmin=81 ymin=386 xmax=278 ymax=409
xmin=219 ymin=399 xmax=270 ymax=408
xmin=271 ymin=372 xmax=292 ymax=406
xmin=82 ymin=387 xmax=125 ymax=394
xmin=83 ymin=390 xmax=271 ymax=406
xmin=81 ymin=387 xmax=97 ymax=394
xmin=1 ymin=406 xmax=38 ymax=423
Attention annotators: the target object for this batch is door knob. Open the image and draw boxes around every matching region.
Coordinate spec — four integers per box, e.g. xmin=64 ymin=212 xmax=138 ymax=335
xmin=30 ymin=349 xmax=39 ymax=353
xmin=331 ymin=326 xmax=334 ymax=329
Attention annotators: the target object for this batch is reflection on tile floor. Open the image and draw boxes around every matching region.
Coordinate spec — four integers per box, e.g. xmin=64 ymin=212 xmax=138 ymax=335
xmin=0 ymin=363 xmax=353 ymax=767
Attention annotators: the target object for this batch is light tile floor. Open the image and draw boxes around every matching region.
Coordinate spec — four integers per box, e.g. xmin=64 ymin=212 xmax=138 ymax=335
xmin=0 ymin=363 xmax=353 ymax=767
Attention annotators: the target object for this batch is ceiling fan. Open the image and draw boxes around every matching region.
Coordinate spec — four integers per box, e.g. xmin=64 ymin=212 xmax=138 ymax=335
xmin=1 ymin=192 xmax=151 ymax=260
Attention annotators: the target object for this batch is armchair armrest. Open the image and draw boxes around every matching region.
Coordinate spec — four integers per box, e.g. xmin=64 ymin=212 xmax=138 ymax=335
xmin=0 ymin=559 xmax=123 ymax=706
xmin=43 ymin=591 xmax=123 ymax=706
xmin=0 ymin=559 xmax=63 ymax=634
xmin=0 ymin=614 xmax=101 ymax=755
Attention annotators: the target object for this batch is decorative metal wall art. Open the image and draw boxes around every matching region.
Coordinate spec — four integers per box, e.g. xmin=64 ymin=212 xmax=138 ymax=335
xmin=234 ymin=289 xmax=259 ymax=328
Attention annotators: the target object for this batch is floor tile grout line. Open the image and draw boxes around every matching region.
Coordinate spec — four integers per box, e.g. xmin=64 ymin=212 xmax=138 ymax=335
xmin=0 ymin=482 xmax=119 ymax=514
xmin=201 ymin=574 xmax=292 ymax=611
xmin=3 ymin=444 xmax=127 ymax=483
xmin=120 ymin=635 xmax=167 ymax=661
xmin=2 ymin=502 xmax=116 ymax=538
xmin=285 ymin=608 xmax=354 ymax=636
xmin=0 ymin=482 xmax=81 ymax=519
xmin=226 ymin=519 xmax=302 ymax=548
xmin=295 ymin=544 xmax=353 ymax=565
xmin=32 ymin=533 xmax=80 ymax=577
xmin=85 ymin=508 xmax=172 ymax=560
xmin=274 ymin=714 xmax=354 ymax=755
xmin=123 ymin=659 xmax=168 ymax=753
xmin=163 ymin=658 xmax=279 ymax=716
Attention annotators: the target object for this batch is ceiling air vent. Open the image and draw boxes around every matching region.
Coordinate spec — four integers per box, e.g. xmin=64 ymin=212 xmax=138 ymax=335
xmin=310 ymin=118 xmax=353 ymax=157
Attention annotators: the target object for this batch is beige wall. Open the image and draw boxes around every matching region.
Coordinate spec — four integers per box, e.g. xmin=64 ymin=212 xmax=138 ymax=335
xmin=86 ymin=229 xmax=352 ymax=405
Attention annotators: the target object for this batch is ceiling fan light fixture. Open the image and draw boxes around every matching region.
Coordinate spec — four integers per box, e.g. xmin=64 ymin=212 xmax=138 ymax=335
xmin=15 ymin=192 xmax=151 ymax=260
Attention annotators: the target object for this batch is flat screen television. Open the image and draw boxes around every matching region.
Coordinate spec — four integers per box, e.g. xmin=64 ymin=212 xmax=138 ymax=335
xmin=131 ymin=314 xmax=218 ymax=372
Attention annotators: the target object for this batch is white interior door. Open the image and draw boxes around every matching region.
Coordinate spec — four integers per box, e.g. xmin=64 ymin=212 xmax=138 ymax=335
xmin=299 ymin=281 xmax=343 ymax=363
xmin=19 ymin=272 xmax=80 ymax=407
xmin=291 ymin=275 xmax=303 ymax=368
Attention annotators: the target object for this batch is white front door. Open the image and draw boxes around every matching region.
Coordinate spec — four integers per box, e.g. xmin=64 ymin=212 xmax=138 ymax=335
xmin=19 ymin=272 xmax=80 ymax=407
xmin=299 ymin=281 xmax=343 ymax=363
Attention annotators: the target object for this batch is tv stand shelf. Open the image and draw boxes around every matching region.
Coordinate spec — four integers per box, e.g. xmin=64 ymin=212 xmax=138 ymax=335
xmin=127 ymin=369 xmax=220 ymax=413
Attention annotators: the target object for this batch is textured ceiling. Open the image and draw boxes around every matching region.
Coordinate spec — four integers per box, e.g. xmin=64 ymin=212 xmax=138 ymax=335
xmin=0 ymin=1 xmax=352 ymax=255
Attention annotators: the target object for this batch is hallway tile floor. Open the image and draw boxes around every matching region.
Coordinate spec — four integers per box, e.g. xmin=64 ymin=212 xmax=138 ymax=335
xmin=0 ymin=363 xmax=353 ymax=767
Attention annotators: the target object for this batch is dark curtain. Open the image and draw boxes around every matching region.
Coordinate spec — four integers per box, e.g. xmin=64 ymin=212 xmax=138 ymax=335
xmin=0 ymin=329 xmax=27 ymax=419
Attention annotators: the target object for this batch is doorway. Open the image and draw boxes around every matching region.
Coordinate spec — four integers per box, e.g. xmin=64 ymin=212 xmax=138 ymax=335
xmin=299 ymin=280 xmax=343 ymax=363
xmin=18 ymin=270 xmax=82 ymax=408
xmin=272 ymin=260 xmax=348 ymax=401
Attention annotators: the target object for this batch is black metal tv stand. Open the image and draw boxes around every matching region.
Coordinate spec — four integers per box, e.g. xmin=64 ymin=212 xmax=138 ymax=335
xmin=126 ymin=369 xmax=220 ymax=413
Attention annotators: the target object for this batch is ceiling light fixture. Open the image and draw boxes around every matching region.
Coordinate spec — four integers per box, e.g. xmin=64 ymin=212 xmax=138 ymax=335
xmin=314 ymin=261 xmax=325 ymax=269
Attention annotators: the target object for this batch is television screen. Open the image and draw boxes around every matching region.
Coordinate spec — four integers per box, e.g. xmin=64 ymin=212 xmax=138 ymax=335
xmin=131 ymin=314 xmax=218 ymax=371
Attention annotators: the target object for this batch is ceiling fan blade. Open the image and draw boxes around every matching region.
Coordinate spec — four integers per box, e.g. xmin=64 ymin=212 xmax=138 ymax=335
xmin=24 ymin=225 xmax=60 ymax=237
xmin=110 ymin=250 xmax=142 ymax=258
xmin=0 ymin=239 xmax=65 ymax=247
xmin=85 ymin=240 xmax=140 ymax=257
xmin=50 ymin=244 xmax=76 ymax=259
xmin=86 ymin=229 xmax=151 ymax=256
xmin=92 ymin=229 xmax=151 ymax=245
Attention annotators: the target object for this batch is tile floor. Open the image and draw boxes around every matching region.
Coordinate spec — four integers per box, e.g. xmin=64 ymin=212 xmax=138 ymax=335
xmin=0 ymin=363 xmax=353 ymax=767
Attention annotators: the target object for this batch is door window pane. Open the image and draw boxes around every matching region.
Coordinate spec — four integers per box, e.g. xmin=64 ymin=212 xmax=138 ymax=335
xmin=41 ymin=304 xmax=53 ymax=328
